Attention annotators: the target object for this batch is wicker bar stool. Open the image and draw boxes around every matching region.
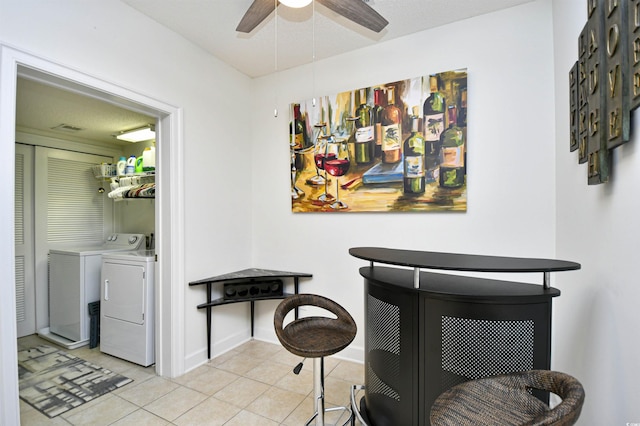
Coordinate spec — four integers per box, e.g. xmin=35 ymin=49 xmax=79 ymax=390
xmin=274 ymin=294 xmax=357 ymax=426
xmin=430 ymin=370 xmax=585 ymax=426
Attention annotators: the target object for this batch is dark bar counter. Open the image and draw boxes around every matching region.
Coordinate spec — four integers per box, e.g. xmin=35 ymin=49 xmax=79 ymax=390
xmin=349 ymin=247 xmax=580 ymax=426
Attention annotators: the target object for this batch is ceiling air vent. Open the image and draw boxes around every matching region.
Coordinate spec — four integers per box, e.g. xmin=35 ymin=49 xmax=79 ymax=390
xmin=51 ymin=123 xmax=84 ymax=132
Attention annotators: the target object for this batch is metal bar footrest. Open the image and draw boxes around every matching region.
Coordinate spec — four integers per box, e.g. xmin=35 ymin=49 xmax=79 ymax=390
xmin=350 ymin=385 xmax=368 ymax=426
xmin=304 ymin=405 xmax=353 ymax=426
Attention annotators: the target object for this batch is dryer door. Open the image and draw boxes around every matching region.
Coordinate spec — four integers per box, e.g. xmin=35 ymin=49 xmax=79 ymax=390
xmin=102 ymin=261 xmax=145 ymax=325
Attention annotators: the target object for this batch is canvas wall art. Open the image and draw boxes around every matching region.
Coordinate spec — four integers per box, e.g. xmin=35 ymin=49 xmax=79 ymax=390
xmin=289 ymin=69 xmax=467 ymax=212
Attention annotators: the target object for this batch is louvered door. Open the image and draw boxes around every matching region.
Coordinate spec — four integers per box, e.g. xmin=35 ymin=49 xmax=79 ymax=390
xmin=15 ymin=144 xmax=35 ymax=337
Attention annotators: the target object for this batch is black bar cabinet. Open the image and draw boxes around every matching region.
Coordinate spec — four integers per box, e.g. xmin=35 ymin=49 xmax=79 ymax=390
xmin=349 ymin=247 xmax=580 ymax=426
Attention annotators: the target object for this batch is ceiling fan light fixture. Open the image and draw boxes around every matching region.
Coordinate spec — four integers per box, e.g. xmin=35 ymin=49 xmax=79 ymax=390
xmin=279 ymin=0 xmax=312 ymax=8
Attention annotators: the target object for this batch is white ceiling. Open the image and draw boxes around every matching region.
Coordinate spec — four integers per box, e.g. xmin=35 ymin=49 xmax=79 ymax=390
xmin=16 ymin=0 xmax=534 ymax=145
xmin=16 ymin=77 xmax=155 ymax=146
xmin=121 ymin=0 xmax=535 ymax=78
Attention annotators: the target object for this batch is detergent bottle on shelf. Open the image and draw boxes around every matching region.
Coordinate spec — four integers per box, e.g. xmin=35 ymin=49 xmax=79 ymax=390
xmin=142 ymin=146 xmax=156 ymax=172
xmin=125 ymin=155 xmax=136 ymax=175
xmin=116 ymin=156 xmax=127 ymax=176
xmin=135 ymin=156 xmax=144 ymax=173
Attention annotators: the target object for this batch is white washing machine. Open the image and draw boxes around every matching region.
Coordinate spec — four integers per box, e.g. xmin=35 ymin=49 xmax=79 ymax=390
xmin=100 ymin=250 xmax=155 ymax=367
xmin=42 ymin=233 xmax=145 ymax=349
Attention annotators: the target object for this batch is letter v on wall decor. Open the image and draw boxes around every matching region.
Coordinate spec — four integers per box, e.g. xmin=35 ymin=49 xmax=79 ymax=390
xmin=289 ymin=69 xmax=467 ymax=212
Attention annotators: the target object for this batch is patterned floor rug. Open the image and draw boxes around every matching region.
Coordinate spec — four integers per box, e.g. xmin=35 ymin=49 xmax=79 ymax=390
xmin=18 ymin=344 xmax=133 ymax=418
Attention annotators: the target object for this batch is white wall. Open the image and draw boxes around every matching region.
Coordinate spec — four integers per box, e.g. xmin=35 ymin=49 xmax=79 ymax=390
xmin=250 ymin=1 xmax=559 ymax=363
xmin=0 ymin=0 xmax=253 ymax=374
xmin=553 ymin=0 xmax=640 ymax=424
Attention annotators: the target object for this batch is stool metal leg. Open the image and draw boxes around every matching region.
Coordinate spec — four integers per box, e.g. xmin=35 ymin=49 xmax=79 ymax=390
xmin=350 ymin=385 xmax=368 ymax=425
xmin=304 ymin=356 xmax=353 ymax=426
xmin=305 ymin=357 xmax=324 ymax=426
xmin=315 ymin=357 xmax=325 ymax=426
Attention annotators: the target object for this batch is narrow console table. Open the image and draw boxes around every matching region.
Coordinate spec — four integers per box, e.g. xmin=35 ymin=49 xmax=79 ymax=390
xmin=189 ymin=268 xmax=312 ymax=359
xmin=349 ymin=247 xmax=580 ymax=426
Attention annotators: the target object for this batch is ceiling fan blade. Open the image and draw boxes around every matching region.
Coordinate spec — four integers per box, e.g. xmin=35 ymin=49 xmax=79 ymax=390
xmin=317 ymin=0 xmax=388 ymax=33
xmin=236 ymin=0 xmax=277 ymax=33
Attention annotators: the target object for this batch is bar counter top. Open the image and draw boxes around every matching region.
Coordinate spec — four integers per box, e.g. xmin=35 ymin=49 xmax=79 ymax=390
xmin=349 ymin=247 xmax=581 ymax=273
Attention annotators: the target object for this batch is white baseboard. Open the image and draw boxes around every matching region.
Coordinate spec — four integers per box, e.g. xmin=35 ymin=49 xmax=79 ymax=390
xmin=183 ymin=330 xmax=251 ymax=374
xmin=184 ymin=325 xmax=365 ymax=375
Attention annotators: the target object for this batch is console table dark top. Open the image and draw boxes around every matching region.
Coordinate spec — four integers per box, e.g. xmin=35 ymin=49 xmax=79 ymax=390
xmin=349 ymin=247 xmax=581 ymax=273
xmin=189 ymin=268 xmax=312 ymax=286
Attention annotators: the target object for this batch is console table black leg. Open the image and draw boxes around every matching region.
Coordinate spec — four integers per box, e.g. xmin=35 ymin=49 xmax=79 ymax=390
xmin=206 ymin=283 xmax=212 ymax=359
xmin=251 ymin=300 xmax=255 ymax=337
xmin=294 ymin=277 xmax=299 ymax=320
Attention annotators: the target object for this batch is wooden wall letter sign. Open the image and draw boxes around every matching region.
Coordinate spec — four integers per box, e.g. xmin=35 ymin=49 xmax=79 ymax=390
xmin=571 ymin=0 xmax=637 ymax=185
xmin=630 ymin=0 xmax=640 ymax=109
xmin=570 ymin=62 xmax=579 ymax=152
xmin=579 ymin=23 xmax=589 ymax=164
xmin=586 ymin=0 xmax=609 ymax=184
xmin=605 ymin=0 xmax=629 ymax=149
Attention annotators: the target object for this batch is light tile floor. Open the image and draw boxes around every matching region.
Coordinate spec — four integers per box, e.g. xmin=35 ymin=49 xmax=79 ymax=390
xmin=17 ymin=335 xmax=365 ymax=425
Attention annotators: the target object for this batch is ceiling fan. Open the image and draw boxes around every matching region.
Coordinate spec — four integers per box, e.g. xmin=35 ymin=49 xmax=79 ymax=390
xmin=236 ymin=0 xmax=389 ymax=33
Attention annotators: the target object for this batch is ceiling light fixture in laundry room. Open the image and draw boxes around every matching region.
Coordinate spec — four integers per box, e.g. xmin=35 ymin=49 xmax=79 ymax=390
xmin=115 ymin=124 xmax=155 ymax=142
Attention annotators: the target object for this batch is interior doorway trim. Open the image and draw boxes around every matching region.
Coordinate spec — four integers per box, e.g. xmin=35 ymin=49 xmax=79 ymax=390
xmin=0 ymin=44 xmax=185 ymax=425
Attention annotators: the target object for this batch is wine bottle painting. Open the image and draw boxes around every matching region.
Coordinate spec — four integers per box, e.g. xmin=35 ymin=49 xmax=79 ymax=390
xmin=290 ymin=69 xmax=467 ymax=213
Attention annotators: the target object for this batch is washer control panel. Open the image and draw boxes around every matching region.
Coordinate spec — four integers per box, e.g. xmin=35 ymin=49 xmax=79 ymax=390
xmin=104 ymin=233 xmax=145 ymax=249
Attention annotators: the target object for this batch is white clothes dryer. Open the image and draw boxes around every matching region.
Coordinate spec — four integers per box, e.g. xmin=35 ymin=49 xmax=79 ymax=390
xmin=100 ymin=250 xmax=155 ymax=367
xmin=43 ymin=233 xmax=145 ymax=349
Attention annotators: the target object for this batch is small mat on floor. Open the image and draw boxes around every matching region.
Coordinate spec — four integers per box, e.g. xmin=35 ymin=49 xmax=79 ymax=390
xmin=18 ymin=344 xmax=132 ymax=418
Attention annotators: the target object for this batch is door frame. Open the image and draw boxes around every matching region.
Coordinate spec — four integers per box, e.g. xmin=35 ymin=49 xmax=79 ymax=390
xmin=0 ymin=44 xmax=186 ymax=425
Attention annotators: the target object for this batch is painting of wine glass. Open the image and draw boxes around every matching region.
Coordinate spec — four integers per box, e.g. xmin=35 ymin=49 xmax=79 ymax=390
xmin=289 ymin=69 xmax=467 ymax=213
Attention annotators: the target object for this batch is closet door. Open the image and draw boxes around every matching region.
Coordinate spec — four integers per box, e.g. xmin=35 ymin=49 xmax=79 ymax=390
xmin=15 ymin=144 xmax=35 ymax=337
xmin=33 ymin=147 xmax=113 ymax=331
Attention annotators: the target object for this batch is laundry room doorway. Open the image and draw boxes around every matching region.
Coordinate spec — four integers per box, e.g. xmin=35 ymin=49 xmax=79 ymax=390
xmin=1 ymin=44 xmax=186 ymax=425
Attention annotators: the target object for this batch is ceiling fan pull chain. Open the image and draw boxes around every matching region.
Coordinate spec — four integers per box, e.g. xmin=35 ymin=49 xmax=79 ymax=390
xmin=274 ymin=0 xmax=279 ymax=117
xmin=312 ymin=0 xmax=316 ymax=108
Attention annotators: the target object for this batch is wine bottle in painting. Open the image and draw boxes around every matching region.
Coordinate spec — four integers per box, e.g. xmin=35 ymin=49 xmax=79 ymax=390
xmin=424 ymin=75 xmax=446 ymax=182
xmin=354 ymin=88 xmax=375 ymax=164
xmin=403 ymin=106 xmax=426 ymax=194
xmin=381 ymin=86 xmax=402 ymax=164
xmin=459 ymin=86 xmax=467 ymax=175
xmin=290 ymin=103 xmax=307 ymax=150
xmin=290 ymin=103 xmax=307 ymax=172
xmin=372 ymin=88 xmax=385 ymax=158
xmin=439 ymin=105 xmax=465 ymax=188
xmin=346 ymin=115 xmax=358 ymax=166
xmin=458 ymin=86 xmax=467 ymax=127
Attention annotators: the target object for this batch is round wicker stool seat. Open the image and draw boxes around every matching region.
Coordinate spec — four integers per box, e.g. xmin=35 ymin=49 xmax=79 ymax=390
xmin=430 ymin=370 xmax=585 ymax=426
xmin=274 ymin=294 xmax=356 ymax=359
xmin=274 ymin=294 xmax=357 ymax=426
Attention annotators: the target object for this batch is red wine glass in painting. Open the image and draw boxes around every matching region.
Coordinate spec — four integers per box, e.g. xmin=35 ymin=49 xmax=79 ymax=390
xmin=324 ymin=137 xmax=350 ymax=209
xmin=307 ymin=123 xmax=328 ymax=187
xmin=314 ymin=133 xmax=337 ymax=202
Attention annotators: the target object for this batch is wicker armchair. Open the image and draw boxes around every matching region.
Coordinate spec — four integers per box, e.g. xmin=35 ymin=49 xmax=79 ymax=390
xmin=430 ymin=370 xmax=585 ymax=426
